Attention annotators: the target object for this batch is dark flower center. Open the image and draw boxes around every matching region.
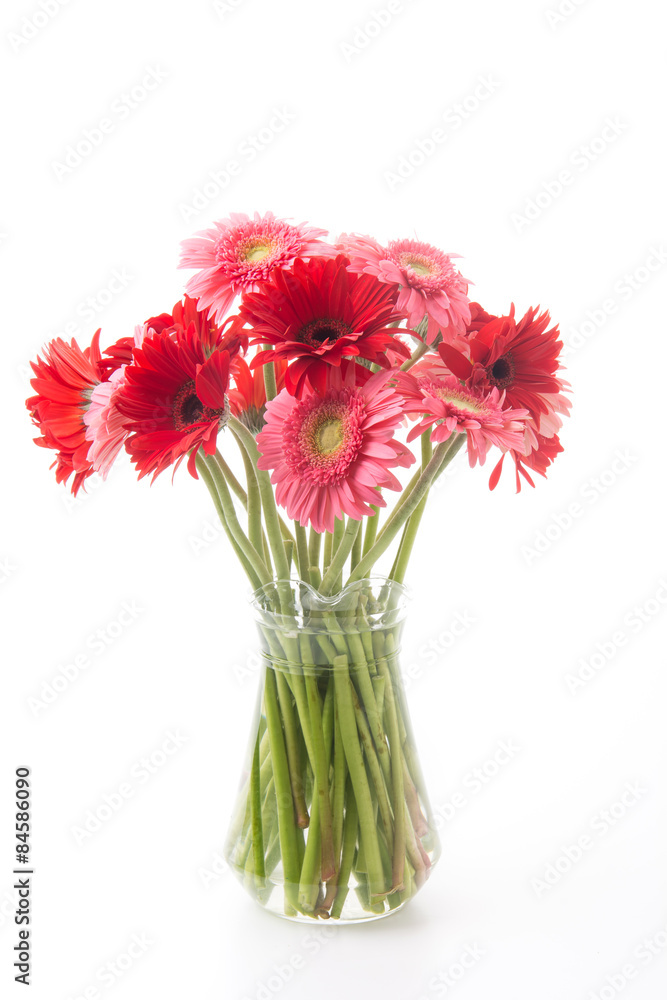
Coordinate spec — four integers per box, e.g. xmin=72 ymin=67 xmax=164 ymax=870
xmin=173 ymin=381 xmax=224 ymax=431
xmin=486 ymin=352 xmax=515 ymax=389
xmin=296 ymin=317 xmax=352 ymax=348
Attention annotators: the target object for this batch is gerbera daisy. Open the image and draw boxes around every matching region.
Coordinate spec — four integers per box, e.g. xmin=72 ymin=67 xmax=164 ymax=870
xmin=438 ymin=304 xmax=571 ymax=489
xmin=438 ymin=304 xmax=570 ymax=421
xmin=228 ymin=356 xmax=288 ymax=435
xmin=339 ymin=233 xmax=471 ymax=345
xmin=84 ymin=325 xmax=147 ymax=479
xmin=241 ymin=254 xmax=411 ymax=397
xmin=26 ymin=332 xmax=104 ymax=495
xmin=256 ymin=370 xmax=415 ymax=533
xmin=399 ymin=372 xmax=528 ymax=468
xmin=116 ymin=324 xmax=232 ymax=481
xmin=179 ymin=211 xmax=336 ymax=324
xmin=496 ymin=431 xmax=565 ymax=490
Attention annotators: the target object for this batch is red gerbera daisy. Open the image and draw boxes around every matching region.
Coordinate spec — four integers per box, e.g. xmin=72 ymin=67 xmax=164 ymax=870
xmin=439 ymin=304 xmax=569 ymax=420
xmin=438 ymin=304 xmax=571 ymax=490
xmin=116 ymin=323 xmax=232 ymax=482
xmin=26 ymin=331 xmax=104 ymax=495
xmin=240 ymin=255 xmax=411 ymax=397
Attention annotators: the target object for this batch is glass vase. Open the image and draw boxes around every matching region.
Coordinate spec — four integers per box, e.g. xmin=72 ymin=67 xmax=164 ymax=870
xmin=223 ymin=577 xmax=441 ymax=922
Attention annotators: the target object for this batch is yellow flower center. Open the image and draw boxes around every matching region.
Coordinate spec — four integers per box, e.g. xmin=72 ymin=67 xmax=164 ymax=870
xmin=316 ymin=418 xmax=344 ymax=455
xmin=407 ymin=260 xmax=431 ymax=276
xmin=245 ymin=242 xmax=272 ymax=263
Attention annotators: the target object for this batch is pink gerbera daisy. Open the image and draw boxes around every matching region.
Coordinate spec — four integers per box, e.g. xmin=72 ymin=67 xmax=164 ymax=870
xmin=399 ymin=372 xmax=528 ymax=469
xmin=339 ymin=233 xmax=471 ymax=345
xmin=84 ymin=325 xmax=147 ymax=479
xmin=490 ymin=431 xmax=564 ymax=491
xmin=179 ymin=211 xmax=336 ymax=324
xmin=256 ymin=370 xmax=415 ymax=533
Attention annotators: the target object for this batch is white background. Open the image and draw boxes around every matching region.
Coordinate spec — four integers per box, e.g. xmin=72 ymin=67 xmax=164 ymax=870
xmin=1 ymin=0 xmax=666 ymax=998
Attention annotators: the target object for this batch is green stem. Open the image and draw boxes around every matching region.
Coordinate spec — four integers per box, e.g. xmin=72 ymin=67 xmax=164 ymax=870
xmin=195 ymin=454 xmax=263 ymax=589
xmin=229 ymin=417 xmax=291 ymax=585
xmin=275 ymin=672 xmax=310 ymax=829
xmin=300 ymin=637 xmax=336 ymax=882
xmin=228 ymin=432 xmax=264 ymax=562
xmin=264 ymin=668 xmax=301 ymax=909
xmin=350 ymin=684 xmax=394 ymax=846
xmin=362 ymin=506 xmax=380 ymax=558
xmin=373 ymin=468 xmax=421 ymax=550
xmin=350 ymin=520 xmax=362 ymax=571
xmin=376 ymin=638 xmax=406 ymax=892
xmin=330 ymin=777 xmax=358 ymax=920
xmin=250 ymin=732 xmax=265 ymax=883
xmin=334 ymin=654 xmax=386 ymax=899
xmin=308 ymin=529 xmax=322 ymax=579
xmin=213 ymin=452 xmax=247 ymax=509
xmin=322 ymin=531 xmax=333 ymax=576
xmin=389 ymin=432 xmax=432 ymax=585
xmin=320 ymin=518 xmax=361 ymax=595
xmin=263 ymin=351 xmax=278 ymax=402
xmin=204 ymin=453 xmax=272 ymax=585
xmin=400 ymin=337 xmax=429 ymax=371
xmin=348 ymin=437 xmax=465 ymax=584
xmin=294 ymin=522 xmax=311 ymax=586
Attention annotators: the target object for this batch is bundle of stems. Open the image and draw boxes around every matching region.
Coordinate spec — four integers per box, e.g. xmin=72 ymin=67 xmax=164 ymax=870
xmin=202 ymin=360 xmax=464 ymax=918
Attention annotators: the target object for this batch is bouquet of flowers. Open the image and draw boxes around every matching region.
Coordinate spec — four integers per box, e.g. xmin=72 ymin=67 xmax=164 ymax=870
xmin=26 ymin=211 xmax=570 ymax=921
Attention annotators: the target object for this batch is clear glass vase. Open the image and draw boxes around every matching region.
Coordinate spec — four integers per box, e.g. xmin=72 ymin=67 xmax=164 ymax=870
xmin=223 ymin=577 xmax=441 ymax=923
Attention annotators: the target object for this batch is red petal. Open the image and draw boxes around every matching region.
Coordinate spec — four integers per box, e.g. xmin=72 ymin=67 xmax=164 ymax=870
xmin=195 ymin=351 xmax=230 ymax=408
xmin=438 ymin=343 xmax=474 ymax=380
xmin=488 ymin=454 xmax=504 ymax=490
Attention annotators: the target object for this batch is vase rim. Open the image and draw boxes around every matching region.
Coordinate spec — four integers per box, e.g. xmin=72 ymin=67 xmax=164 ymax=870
xmin=249 ymin=576 xmax=410 ymax=632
